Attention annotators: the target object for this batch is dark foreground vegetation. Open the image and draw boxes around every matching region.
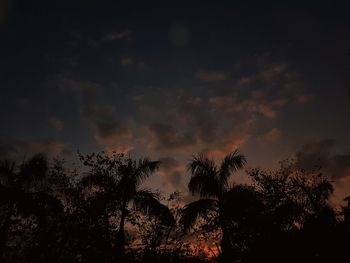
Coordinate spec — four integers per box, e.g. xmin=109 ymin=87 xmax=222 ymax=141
xmin=1 ymin=150 xmax=350 ymax=263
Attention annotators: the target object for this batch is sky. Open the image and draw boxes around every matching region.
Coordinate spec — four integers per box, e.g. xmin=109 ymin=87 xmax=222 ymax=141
xmin=1 ymin=0 xmax=350 ymax=201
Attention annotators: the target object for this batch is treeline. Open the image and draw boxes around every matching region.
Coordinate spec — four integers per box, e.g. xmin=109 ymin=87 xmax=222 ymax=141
xmin=0 ymin=150 xmax=349 ymax=263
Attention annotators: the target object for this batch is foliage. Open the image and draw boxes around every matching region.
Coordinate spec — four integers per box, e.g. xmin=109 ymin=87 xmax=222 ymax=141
xmin=0 ymin=151 xmax=349 ymax=263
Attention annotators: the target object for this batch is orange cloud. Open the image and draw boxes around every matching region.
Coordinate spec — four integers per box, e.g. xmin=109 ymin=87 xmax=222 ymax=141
xmin=259 ymin=63 xmax=288 ymax=82
xmin=258 ymin=128 xmax=282 ymax=144
xmin=295 ymin=94 xmax=313 ymax=104
xmin=196 ymin=70 xmax=227 ymax=81
xmin=0 ymin=139 xmax=72 ymax=160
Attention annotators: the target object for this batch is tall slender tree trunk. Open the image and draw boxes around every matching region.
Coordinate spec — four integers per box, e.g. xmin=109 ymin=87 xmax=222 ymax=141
xmin=37 ymin=210 xmax=49 ymax=261
xmin=219 ymin=200 xmax=232 ymax=263
xmin=220 ymin=225 xmax=232 ymax=263
xmin=117 ymin=200 xmax=127 ymax=257
xmin=0 ymin=203 xmax=14 ymax=259
xmin=164 ymin=225 xmax=173 ymax=251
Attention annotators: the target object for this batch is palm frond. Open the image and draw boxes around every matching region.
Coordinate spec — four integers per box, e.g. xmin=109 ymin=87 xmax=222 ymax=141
xmin=188 ymin=154 xmax=220 ymax=197
xmin=133 ymin=189 xmax=175 ymax=226
xmin=219 ymin=151 xmax=246 ymax=190
xmin=79 ymin=171 xmax=118 ymax=191
xmin=180 ymin=198 xmax=218 ymax=232
xmin=188 ymin=153 xmax=216 ymax=175
xmin=188 ymin=174 xmax=221 ymax=197
xmin=19 ymin=154 xmax=48 ymax=188
xmin=114 ymin=177 xmax=137 ymax=204
xmin=132 ymin=158 xmax=160 ymax=186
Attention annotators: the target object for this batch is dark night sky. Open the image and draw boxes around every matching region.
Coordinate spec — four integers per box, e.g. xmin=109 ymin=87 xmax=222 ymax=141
xmin=1 ymin=0 xmax=350 ymax=199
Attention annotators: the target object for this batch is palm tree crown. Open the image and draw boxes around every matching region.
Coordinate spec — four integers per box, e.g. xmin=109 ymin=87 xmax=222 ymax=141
xmin=80 ymin=153 xmax=175 ymax=255
xmin=181 ymin=150 xmax=246 ymax=261
xmin=0 ymin=154 xmax=62 ymax=257
xmin=187 ymin=151 xmax=246 ymax=199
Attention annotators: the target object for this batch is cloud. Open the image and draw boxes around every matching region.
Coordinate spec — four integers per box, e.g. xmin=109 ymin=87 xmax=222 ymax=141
xmin=208 ymin=96 xmax=288 ymax=122
xmin=49 ymin=117 xmax=64 ymax=132
xmin=243 ymin=101 xmax=278 ymax=118
xmin=120 ymin=57 xmax=147 ymax=70
xmin=236 ymin=63 xmax=289 ymax=86
xmin=125 ymin=59 xmax=312 ymax=169
xmin=258 ymin=128 xmax=282 ymax=144
xmin=259 ymin=63 xmax=288 ymax=83
xmin=295 ymin=94 xmax=313 ymax=104
xmin=57 ymin=58 xmax=311 ymax=171
xmin=148 ymin=123 xmax=197 ymax=151
xmin=236 ymin=62 xmax=311 ymax=106
xmin=0 ymin=0 xmax=14 ymax=26
xmin=295 ymin=139 xmax=350 ymax=179
xmin=93 ymin=116 xmax=133 ymax=146
xmin=0 ymin=139 xmax=72 ymax=161
xmin=121 ymin=57 xmax=134 ymax=65
xmin=135 ymin=83 xmax=283 ymax=160
xmin=59 ymin=78 xmax=133 ymax=150
xmin=85 ymin=29 xmax=132 ymax=47
xmin=102 ymin=29 xmax=132 ymax=42
xmin=208 ymin=96 xmax=234 ymax=109
xmin=201 ymin=118 xmax=254 ymax=160
xmin=105 ymin=145 xmax=134 ymax=156
xmin=158 ymin=157 xmax=185 ymax=189
xmin=195 ymin=70 xmax=227 ymax=81
xmin=169 ymin=24 xmax=190 ymax=46
xmin=238 ymin=76 xmax=254 ymax=86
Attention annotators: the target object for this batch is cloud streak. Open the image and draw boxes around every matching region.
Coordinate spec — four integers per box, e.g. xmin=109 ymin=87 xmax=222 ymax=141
xmin=0 ymin=139 xmax=71 ymax=160
xmin=295 ymin=139 xmax=350 ymax=179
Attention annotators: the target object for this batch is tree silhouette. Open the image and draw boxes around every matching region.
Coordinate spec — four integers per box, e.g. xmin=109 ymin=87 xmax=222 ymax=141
xmin=249 ymin=160 xmax=335 ymax=229
xmin=1 ymin=151 xmax=349 ymax=262
xmin=0 ymin=154 xmax=62 ymax=261
xmin=246 ymin=161 xmax=338 ymax=262
xmin=79 ymin=152 xmax=175 ymax=258
xmin=342 ymin=196 xmax=350 ymax=222
xmin=180 ymin=150 xmax=246 ymax=262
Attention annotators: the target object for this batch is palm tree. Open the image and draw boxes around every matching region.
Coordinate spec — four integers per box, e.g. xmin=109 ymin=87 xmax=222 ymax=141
xmin=0 ymin=154 xmax=62 ymax=258
xmin=180 ymin=150 xmax=246 ymax=262
xmin=80 ymin=153 xmax=175 ymax=256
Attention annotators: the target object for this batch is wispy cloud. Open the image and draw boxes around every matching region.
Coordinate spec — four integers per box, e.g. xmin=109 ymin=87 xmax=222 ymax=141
xmin=147 ymin=123 xmax=197 ymax=152
xmin=195 ymin=70 xmax=227 ymax=81
xmin=120 ymin=57 xmax=134 ymax=65
xmin=102 ymin=29 xmax=132 ymax=42
xmin=157 ymin=157 xmax=186 ymax=190
xmin=49 ymin=117 xmax=64 ymax=132
xmin=258 ymin=128 xmax=282 ymax=144
xmin=59 ymin=78 xmax=134 ymax=152
xmin=295 ymin=139 xmax=350 ymax=179
xmin=0 ymin=138 xmax=71 ymax=160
